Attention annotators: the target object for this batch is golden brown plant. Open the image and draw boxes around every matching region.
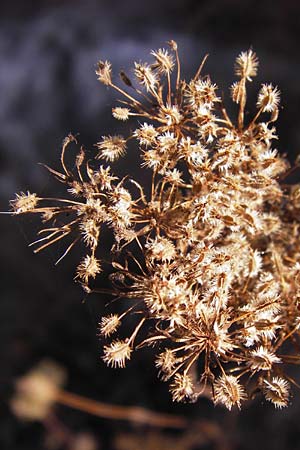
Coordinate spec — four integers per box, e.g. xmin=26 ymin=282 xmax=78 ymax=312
xmin=10 ymin=42 xmax=300 ymax=410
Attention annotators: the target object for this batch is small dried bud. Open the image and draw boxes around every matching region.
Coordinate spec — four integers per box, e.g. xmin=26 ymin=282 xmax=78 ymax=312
xmin=119 ymin=70 xmax=132 ymax=87
xmin=167 ymin=40 xmax=178 ymax=51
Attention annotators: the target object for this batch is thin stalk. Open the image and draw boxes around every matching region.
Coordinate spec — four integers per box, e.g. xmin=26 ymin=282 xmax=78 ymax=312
xmin=56 ymin=390 xmax=187 ymax=428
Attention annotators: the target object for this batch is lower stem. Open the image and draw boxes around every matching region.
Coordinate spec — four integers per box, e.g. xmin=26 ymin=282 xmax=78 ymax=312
xmin=56 ymin=389 xmax=187 ymax=429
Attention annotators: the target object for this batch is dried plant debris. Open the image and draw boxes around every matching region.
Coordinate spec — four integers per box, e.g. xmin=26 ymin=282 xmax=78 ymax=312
xmin=10 ymin=42 xmax=300 ymax=410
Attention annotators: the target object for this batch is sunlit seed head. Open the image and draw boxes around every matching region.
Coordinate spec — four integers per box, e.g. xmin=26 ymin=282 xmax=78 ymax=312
xmin=95 ymin=60 xmax=112 ymax=85
xmin=112 ymin=107 xmax=130 ymax=121
xmin=214 ymin=375 xmax=246 ymax=410
xmin=257 ymin=84 xmax=280 ymax=112
xmin=102 ymin=340 xmax=132 ymax=368
xmin=96 ymin=135 xmax=127 ymax=161
xmin=170 ymin=373 xmax=194 ymax=402
xmin=263 ymin=377 xmax=290 ymax=408
xmin=249 ymin=346 xmax=281 ymax=371
xmin=134 ymin=62 xmax=158 ymax=92
xmin=76 ymin=255 xmax=102 ymax=284
xmin=235 ymin=49 xmax=259 ymax=81
xmin=10 ymin=192 xmax=38 ymax=214
xmin=151 ymin=48 xmax=175 ymax=74
xmin=99 ymin=314 xmax=121 ymax=338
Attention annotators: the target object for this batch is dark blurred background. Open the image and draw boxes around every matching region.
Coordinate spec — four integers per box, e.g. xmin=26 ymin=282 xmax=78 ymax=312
xmin=1 ymin=1 xmax=300 ymax=449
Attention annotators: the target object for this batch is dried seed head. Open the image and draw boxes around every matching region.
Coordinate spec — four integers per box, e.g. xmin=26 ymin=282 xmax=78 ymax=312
xmin=76 ymin=255 xmax=102 ymax=284
xmin=249 ymin=346 xmax=281 ymax=371
xmin=10 ymin=360 xmax=66 ymax=421
xmin=170 ymin=373 xmax=194 ymax=402
xmin=263 ymin=377 xmax=290 ymax=408
xmin=99 ymin=314 xmax=121 ymax=338
xmin=186 ymin=79 xmax=219 ymax=108
xmin=164 ymin=169 xmax=183 ymax=185
xmin=96 ymin=60 xmax=112 ymax=85
xmin=134 ymin=123 xmax=158 ymax=147
xmin=155 ymin=349 xmax=177 ymax=378
xmin=134 ymin=62 xmax=158 ymax=92
xmin=10 ymin=191 xmax=38 ymax=214
xmin=112 ymin=107 xmax=130 ymax=121
xmin=214 ymin=375 xmax=246 ymax=410
xmin=235 ymin=49 xmax=259 ymax=81
xmin=103 ymin=340 xmax=132 ymax=368
xmin=161 ymin=104 xmax=182 ymax=126
xmin=230 ymin=81 xmax=244 ymax=104
xmin=151 ymin=48 xmax=175 ymax=74
xmin=146 ymin=236 xmax=176 ymax=262
xmin=257 ymin=84 xmax=280 ymax=112
xmin=79 ymin=219 xmax=100 ymax=248
xmin=10 ymin=42 xmax=300 ymax=411
xmin=96 ymin=135 xmax=127 ymax=161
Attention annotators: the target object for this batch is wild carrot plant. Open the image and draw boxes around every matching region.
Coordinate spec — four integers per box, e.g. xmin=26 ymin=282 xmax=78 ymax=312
xmin=10 ymin=41 xmax=300 ymax=410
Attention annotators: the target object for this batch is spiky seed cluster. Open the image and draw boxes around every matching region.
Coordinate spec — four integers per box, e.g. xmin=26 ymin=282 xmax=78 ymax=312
xmin=214 ymin=375 xmax=246 ymax=411
xmin=10 ymin=43 xmax=300 ymax=410
xmin=10 ymin=191 xmax=38 ymax=214
xmin=234 ymin=49 xmax=259 ymax=81
xmin=96 ymin=135 xmax=127 ymax=161
xmin=99 ymin=314 xmax=121 ymax=338
xmin=103 ymin=340 xmax=132 ymax=368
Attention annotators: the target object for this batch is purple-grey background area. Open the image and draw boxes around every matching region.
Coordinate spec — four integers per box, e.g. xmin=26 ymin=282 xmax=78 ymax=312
xmin=1 ymin=0 xmax=300 ymax=449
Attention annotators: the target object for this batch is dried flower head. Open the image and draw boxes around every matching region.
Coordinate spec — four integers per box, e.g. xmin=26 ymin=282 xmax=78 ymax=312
xmin=257 ymin=83 xmax=280 ymax=112
xmin=10 ymin=191 xmax=38 ymax=214
xmin=170 ymin=373 xmax=194 ymax=402
xmin=112 ymin=107 xmax=131 ymax=121
xmin=76 ymin=255 xmax=102 ymax=284
xmin=96 ymin=135 xmax=127 ymax=161
xmin=234 ymin=49 xmax=259 ymax=81
xmin=134 ymin=62 xmax=158 ymax=92
xmin=103 ymin=340 xmax=132 ymax=368
xmin=99 ymin=314 xmax=121 ymax=338
xmin=9 ymin=42 xmax=300 ymax=410
xmin=214 ymin=375 xmax=246 ymax=410
xmin=249 ymin=346 xmax=281 ymax=371
xmin=96 ymin=60 xmax=112 ymax=85
xmin=262 ymin=377 xmax=290 ymax=408
xmin=151 ymin=48 xmax=175 ymax=74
